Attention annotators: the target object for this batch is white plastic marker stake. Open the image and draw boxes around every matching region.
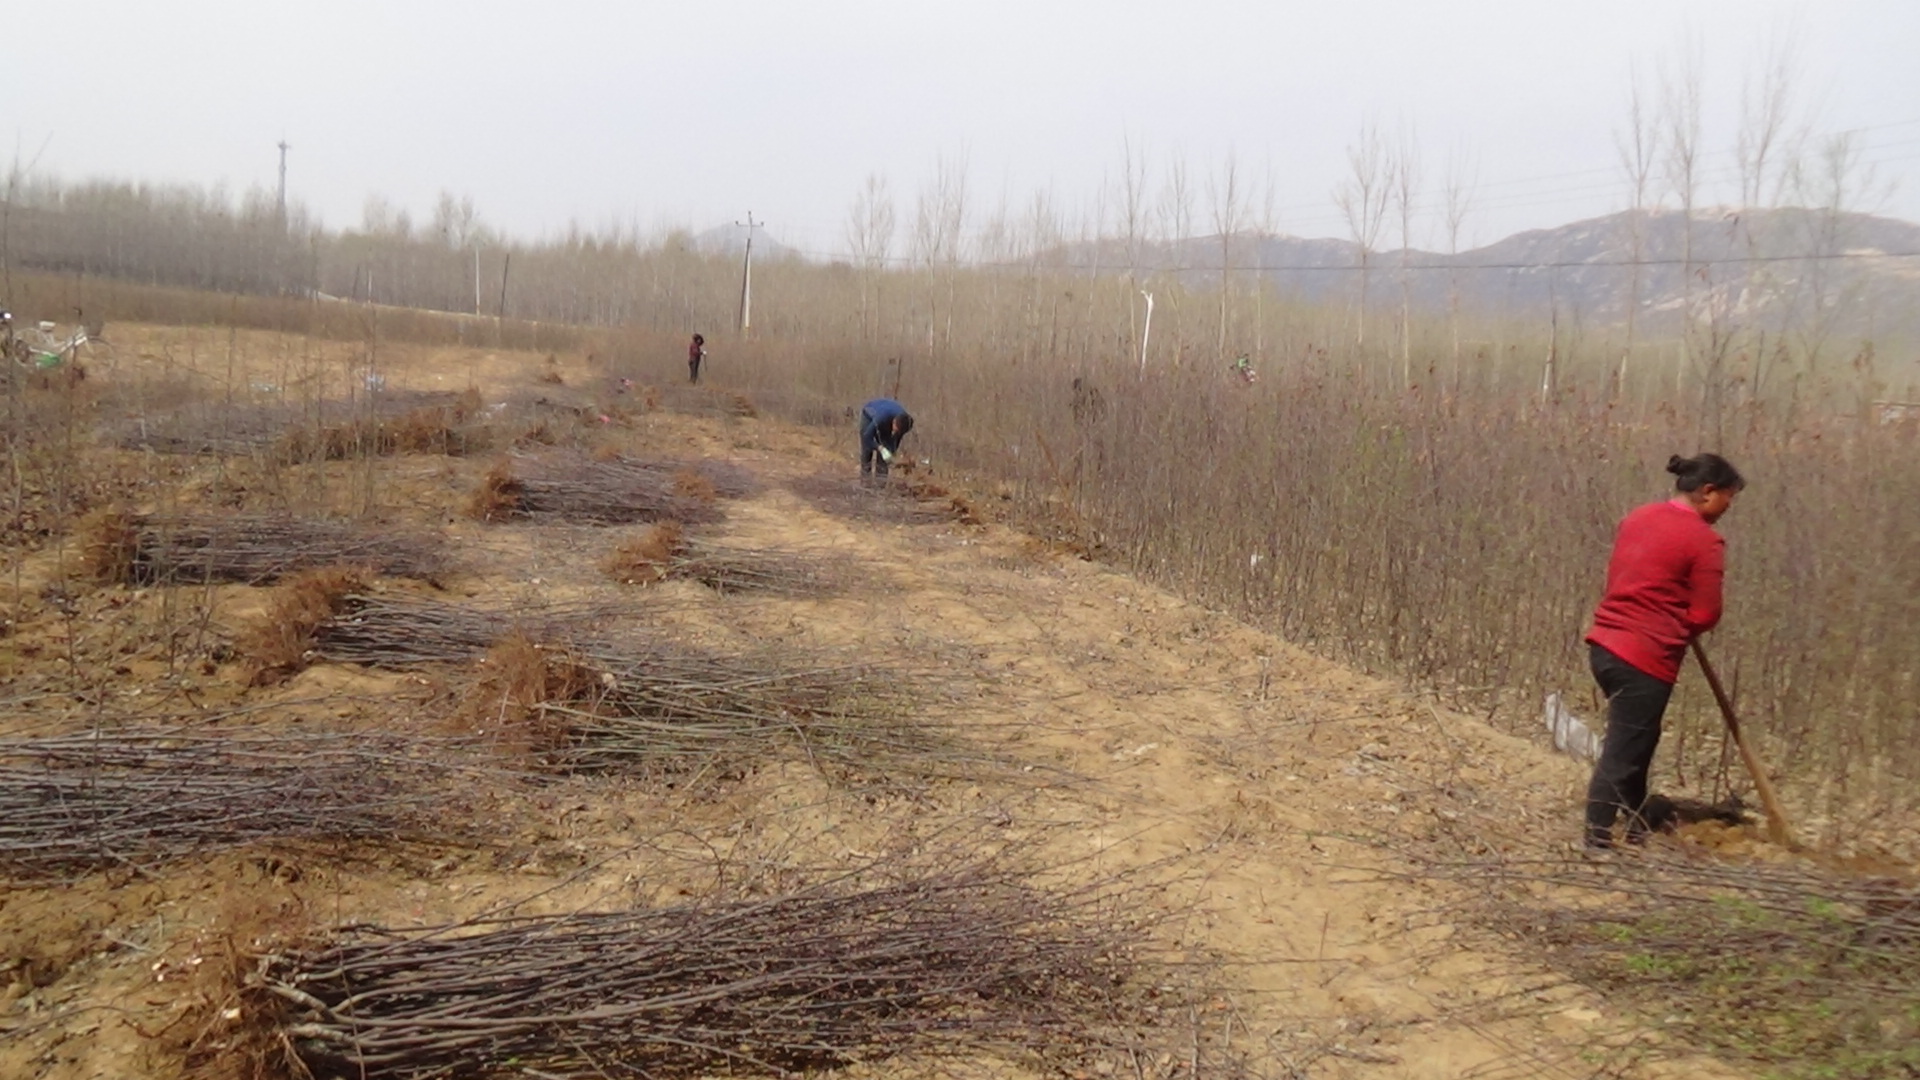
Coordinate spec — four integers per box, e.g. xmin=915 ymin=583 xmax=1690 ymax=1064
xmin=1544 ymin=691 xmax=1603 ymax=763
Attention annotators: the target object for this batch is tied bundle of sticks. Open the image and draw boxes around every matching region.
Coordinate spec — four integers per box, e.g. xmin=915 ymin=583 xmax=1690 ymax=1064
xmin=607 ymin=522 xmax=854 ymax=596
xmin=469 ymin=637 xmax=976 ymax=782
xmin=788 ymin=471 xmax=971 ymax=526
xmin=80 ymin=511 xmax=449 ymax=587
xmin=312 ymin=595 xmax=624 ymax=666
xmin=244 ymin=568 xmax=643 ymax=681
xmin=112 ymin=389 xmax=482 ymax=458
xmin=250 ymin=861 xmax=1156 ymax=1079
xmin=274 ymin=390 xmax=492 ymax=462
xmin=0 ymin=729 xmax=476 ymax=879
xmin=113 ymin=401 xmax=298 ymax=456
xmin=469 ymin=452 xmax=755 ymax=525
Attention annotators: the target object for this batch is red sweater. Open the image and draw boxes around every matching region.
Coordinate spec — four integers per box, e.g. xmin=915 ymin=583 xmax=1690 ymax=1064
xmin=1586 ymin=499 xmax=1726 ymax=683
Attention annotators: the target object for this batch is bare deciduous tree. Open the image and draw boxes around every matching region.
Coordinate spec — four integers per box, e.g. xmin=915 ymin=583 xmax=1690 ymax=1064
xmin=1658 ymin=37 xmax=1707 ymax=423
xmin=1389 ymin=126 xmax=1422 ymax=385
xmin=1441 ymin=143 xmax=1477 ymax=377
xmin=1732 ymin=29 xmax=1809 ymax=399
xmin=1021 ymin=187 xmax=1063 ymax=367
xmin=1253 ymin=162 xmax=1278 ymax=363
xmin=1786 ymin=131 xmax=1893 ymax=373
xmin=431 ymin=192 xmax=486 ymax=250
xmin=1735 ymin=30 xmax=1803 ymax=211
xmin=845 ymin=173 xmax=896 ymax=341
xmin=1614 ymin=58 xmax=1659 ymax=395
xmin=1333 ymin=120 xmax=1390 ymax=350
xmin=361 ymin=195 xmax=411 ymax=240
xmin=1156 ymin=155 xmax=1194 ymax=362
xmin=1158 ymin=156 xmax=1193 ymax=250
xmin=1113 ymin=137 xmax=1154 ymax=363
xmin=1208 ymin=152 xmax=1244 ymax=360
xmin=910 ymin=154 xmax=969 ymax=351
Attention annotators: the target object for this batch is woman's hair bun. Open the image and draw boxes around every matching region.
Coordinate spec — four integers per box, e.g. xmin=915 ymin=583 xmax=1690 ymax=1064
xmin=1666 ymin=452 xmax=1745 ymax=492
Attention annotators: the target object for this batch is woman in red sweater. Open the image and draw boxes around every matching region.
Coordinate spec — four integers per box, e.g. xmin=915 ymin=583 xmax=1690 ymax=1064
xmin=1583 ymin=452 xmax=1744 ymax=849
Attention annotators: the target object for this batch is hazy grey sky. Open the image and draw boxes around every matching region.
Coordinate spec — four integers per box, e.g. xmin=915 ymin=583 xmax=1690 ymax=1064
xmin=8 ymin=1 xmax=1917 ymax=255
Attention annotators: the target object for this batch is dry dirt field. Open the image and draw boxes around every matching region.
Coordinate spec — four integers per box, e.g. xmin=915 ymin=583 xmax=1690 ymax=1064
xmin=1 ymin=326 xmax=1908 ymax=1079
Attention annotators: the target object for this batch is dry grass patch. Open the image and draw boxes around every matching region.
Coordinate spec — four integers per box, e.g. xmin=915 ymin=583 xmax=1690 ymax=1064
xmin=658 ymin=385 xmax=759 ymax=418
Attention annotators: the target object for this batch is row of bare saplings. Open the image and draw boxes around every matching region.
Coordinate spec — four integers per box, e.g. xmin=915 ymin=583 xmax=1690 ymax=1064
xmin=17 ymin=455 xmax=1221 ymax=1079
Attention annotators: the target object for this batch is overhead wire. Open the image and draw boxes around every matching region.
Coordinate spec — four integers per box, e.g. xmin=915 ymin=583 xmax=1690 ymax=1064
xmin=760 ymin=117 xmax=1920 ymax=266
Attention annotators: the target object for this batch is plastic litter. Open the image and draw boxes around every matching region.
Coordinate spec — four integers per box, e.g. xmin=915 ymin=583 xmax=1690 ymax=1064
xmin=1545 ymin=691 xmax=1603 ymax=763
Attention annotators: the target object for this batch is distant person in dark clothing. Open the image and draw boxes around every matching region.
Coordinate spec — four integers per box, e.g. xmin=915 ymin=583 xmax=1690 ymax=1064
xmin=1070 ymin=377 xmax=1107 ymax=425
xmin=858 ymin=398 xmax=914 ymax=480
xmin=1582 ymin=452 xmax=1744 ymax=850
xmin=688 ymin=334 xmax=706 ymax=384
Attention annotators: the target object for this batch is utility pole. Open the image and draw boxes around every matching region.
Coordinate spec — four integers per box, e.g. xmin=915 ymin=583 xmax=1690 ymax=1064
xmin=736 ymin=211 xmax=761 ymax=335
xmin=275 ymin=140 xmax=291 ymax=228
xmin=1138 ymin=290 xmax=1155 ymax=372
xmin=274 ymin=139 xmax=293 ymax=294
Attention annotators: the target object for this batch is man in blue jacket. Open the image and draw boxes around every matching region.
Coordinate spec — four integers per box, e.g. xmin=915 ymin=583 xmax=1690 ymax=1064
xmin=859 ymin=398 xmax=914 ymax=480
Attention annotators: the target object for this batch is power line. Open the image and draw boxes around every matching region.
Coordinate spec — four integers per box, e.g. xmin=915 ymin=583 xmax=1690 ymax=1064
xmin=768 ymin=119 xmax=1920 ymax=261
xmin=1263 ymin=117 xmax=1920 ymax=224
xmin=779 ymin=245 xmax=1920 ymax=274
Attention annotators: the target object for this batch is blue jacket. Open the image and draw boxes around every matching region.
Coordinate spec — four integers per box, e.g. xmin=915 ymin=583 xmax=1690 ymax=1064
xmin=863 ymin=398 xmax=909 ymax=424
xmin=860 ymin=399 xmax=913 ymax=451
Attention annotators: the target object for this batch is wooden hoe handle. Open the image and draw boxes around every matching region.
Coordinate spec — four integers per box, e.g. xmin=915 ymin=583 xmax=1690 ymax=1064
xmin=1689 ymin=640 xmax=1795 ymax=849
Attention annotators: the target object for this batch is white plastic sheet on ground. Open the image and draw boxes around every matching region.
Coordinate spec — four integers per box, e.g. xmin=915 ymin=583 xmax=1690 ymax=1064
xmin=1544 ymin=691 xmax=1603 ymax=763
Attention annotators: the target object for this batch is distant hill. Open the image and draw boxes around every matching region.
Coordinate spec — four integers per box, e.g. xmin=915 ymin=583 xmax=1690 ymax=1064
xmin=1064 ymin=208 xmax=1920 ymax=344
xmin=690 ymin=222 xmax=804 ymax=262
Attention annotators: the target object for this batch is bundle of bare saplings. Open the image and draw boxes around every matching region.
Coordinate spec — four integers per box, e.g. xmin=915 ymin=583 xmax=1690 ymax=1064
xmin=465 ymin=635 xmax=970 ymax=783
xmin=606 ymin=521 xmax=854 ymax=596
xmin=247 ymin=860 xmax=1157 ymax=1080
xmin=0 ymin=729 xmax=477 ymax=880
xmin=81 ymin=511 xmax=449 ymax=586
xmin=111 ymin=389 xmax=481 ymax=458
xmin=273 ymin=392 xmax=492 ymax=462
xmin=469 ymin=452 xmax=754 ymax=525
xmin=787 ymin=471 xmax=976 ymax=526
xmin=243 ymin=567 xmax=642 ymax=681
